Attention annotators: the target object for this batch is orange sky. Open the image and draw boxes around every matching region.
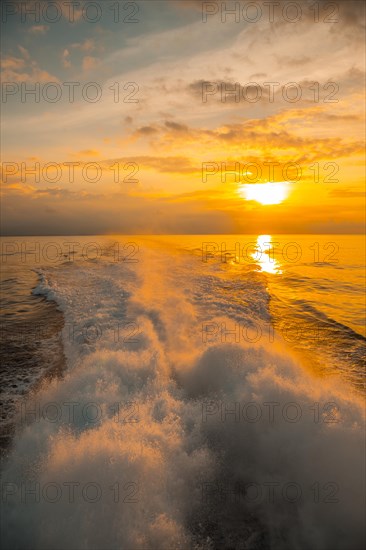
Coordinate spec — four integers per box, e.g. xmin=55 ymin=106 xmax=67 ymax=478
xmin=1 ymin=0 xmax=365 ymax=234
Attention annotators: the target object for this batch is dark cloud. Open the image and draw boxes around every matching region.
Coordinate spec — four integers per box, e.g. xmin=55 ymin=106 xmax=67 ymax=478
xmin=137 ymin=109 xmax=365 ymax=163
xmin=164 ymin=121 xmax=189 ymax=132
xmin=136 ymin=126 xmax=158 ymax=135
xmin=0 ymin=189 xmax=232 ymax=235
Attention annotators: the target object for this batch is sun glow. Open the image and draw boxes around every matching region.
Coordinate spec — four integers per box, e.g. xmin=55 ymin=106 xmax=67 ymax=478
xmin=239 ymin=182 xmax=290 ymax=205
xmin=253 ymin=234 xmax=282 ymax=274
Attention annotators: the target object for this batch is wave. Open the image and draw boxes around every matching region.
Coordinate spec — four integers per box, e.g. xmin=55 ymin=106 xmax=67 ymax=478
xmin=1 ymin=245 xmax=365 ymax=549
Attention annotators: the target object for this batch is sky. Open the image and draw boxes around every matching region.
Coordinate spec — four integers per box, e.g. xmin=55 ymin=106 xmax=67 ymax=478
xmin=0 ymin=0 xmax=365 ymax=235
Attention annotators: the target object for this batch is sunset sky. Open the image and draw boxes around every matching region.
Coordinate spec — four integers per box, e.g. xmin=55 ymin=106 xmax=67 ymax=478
xmin=1 ymin=0 xmax=365 ymax=235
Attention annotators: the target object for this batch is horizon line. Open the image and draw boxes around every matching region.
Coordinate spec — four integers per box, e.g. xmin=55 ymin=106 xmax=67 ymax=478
xmin=1 ymin=233 xmax=365 ymax=238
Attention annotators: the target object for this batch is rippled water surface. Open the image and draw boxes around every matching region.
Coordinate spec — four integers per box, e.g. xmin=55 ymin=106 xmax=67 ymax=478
xmin=0 ymin=235 xmax=365 ymax=549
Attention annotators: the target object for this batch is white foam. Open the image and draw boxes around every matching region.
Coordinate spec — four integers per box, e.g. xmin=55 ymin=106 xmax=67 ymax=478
xmin=2 ymin=243 xmax=365 ymax=549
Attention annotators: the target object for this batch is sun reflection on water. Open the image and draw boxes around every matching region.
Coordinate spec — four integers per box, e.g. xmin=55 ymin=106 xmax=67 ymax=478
xmin=253 ymin=235 xmax=282 ymax=274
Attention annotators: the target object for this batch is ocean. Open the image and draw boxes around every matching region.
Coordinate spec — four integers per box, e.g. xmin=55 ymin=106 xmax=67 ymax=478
xmin=0 ymin=234 xmax=365 ymax=549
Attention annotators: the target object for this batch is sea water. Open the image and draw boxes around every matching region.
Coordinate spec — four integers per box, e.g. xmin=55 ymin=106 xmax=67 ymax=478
xmin=0 ymin=235 xmax=365 ymax=549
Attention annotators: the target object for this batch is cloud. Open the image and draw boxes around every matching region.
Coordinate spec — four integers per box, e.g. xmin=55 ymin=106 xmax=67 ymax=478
xmin=0 ymin=186 xmax=232 ymax=235
xmin=61 ymin=41 xmax=98 ymax=70
xmin=127 ymin=110 xmax=365 ymax=165
xmin=61 ymin=49 xmax=71 ymax=69
xmin=71 ymin=39 xmax=96 ymax=53
xmin=136 ymin=126 xmax=158 ymax=136
xmin=18 ymin=45 xmax=30 ymax=61
xmin=29 ymin=25 xmax=50 ymax=34
xmin=2 ymin=181 xmax=364 ymax=236
xmin=82 ymin=56 xmax=99 ymax=72
xmin=73 ymin=149 xmax=100 ymax=158
xmin=164 ymin=121 xmax=190 ymax=132
xmin=275 ymin=55 xmax=312 ymax=67
xmin=101 ymin=155 xmax=200 ymax=175
xmin=1 ymin=57 xmax=25 ymax=71
xmin=1 ymin=0 xmax=364 ymax=235
xmin=34 ymin=187 xmax=76 ymax=197
xmin=332 ymin=0 xmax=366 ymax=35
xmin=0 ymin=181 xmax=36 ymax=195
xmin=1 ymin=45 xmax=59 ymax=82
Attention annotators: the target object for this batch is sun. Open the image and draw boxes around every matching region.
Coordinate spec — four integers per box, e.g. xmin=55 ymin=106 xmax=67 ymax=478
xmin=239 ymin=182 xmax=290 ymax=205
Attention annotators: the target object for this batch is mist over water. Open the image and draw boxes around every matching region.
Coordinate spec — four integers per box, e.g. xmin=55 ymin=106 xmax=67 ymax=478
xmin=0 ymin=236 xmax=365 ymax=549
